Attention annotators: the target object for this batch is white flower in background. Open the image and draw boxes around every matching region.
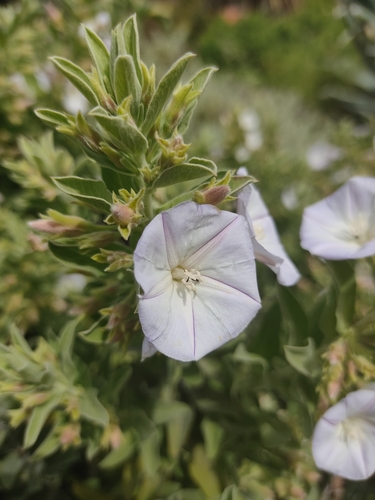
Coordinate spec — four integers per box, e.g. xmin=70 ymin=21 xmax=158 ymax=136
xmin=281 ymin=186 xmax=298 ymax=211
xmin=134 ymin=202 xmax=261 ymax=362
xmin=312 ymin=389 xmax=375 ymax=480
xmin=306 ymin=141 xmax=343 ymax=171
xmin=237 ymin=168 xmax=301 ymax=287
xmin=63 ymin=81 xmax=89 ymax=115
xmin=244 ymin=131 xmax=263 ymax=152
xmin=300 ymin=176 xmax=375 ymax=260
xmin=237 ymin=109 xmax=263 ymax=153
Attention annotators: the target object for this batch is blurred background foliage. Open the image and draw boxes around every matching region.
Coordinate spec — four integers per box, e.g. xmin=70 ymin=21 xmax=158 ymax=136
xmin=1 ymin=0 xmax=375 ymax=498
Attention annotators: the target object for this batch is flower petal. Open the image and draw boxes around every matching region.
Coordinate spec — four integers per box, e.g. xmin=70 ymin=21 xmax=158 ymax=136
xmin=300 ymin=176 xmax=375 ymax=260
xmin=312 ymin=390 xmax=375 ymax=480
xmin=238 ymin=184 xmax=300 ymax=286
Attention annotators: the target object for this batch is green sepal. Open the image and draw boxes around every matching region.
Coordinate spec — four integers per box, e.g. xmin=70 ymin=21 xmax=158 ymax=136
xmin=142 ymin=53 xmax=196 ymax=135
xmin=98 ymin=429 xmax=138 ymax=469
xmin=52 ymin=176 xmax=112 ymax=213
xmin=153 ymin=157 xmax=217 ymax=188
xmin=50 ymin=56 xmax=99 ymax=106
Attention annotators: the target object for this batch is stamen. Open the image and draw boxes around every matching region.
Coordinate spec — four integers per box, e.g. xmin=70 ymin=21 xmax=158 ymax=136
xmin=171 ymin=267 xmax=204 ymax=291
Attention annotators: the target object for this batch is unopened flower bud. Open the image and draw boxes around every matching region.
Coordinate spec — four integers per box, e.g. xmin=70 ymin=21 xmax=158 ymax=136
xmin=110 ymin=204 xmax=135 ymax=226
xmin=28 ymin=219 xmax=83 ymax=236
xmin=193 ymin=185 xmax=231 ymax=206
xmin=59 ymin=423 xmax=81 ymax=447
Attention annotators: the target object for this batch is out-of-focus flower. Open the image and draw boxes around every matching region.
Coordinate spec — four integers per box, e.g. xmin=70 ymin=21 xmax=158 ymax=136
xmin=312 ymin=389 xmax=375 ymax=480
xmin=134 ymin=202 xmax=261 ymax=361
xmin=281 ymin=186 xmax=298 ymax=211
xmin=237 ymin=169 xmax=300 ymax=286
xmin=238 ymin=109 xmax=260 ymax=132
xmin=306 ymin=141 xmax=343 ymax=171
xmin=300 ymin=176 xmax=375 ymax=260
xmin=63 ymin=81 xmax=89 ymax=115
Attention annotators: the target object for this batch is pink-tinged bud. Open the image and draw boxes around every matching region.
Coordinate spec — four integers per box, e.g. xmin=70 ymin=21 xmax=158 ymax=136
xmin=194 ymin=185 xmax=231 ymax=206
xmin=28 ymin=220 xmax=82 ymax=236
xmin=110 ymin=204 xmax=135 ymax=226
xmin=328 ymin=380 xmax=342 ymax=401
xmin=109 ymin=425 xmax=123 ymax=449
xmin=59 ymin=423 xmax=81 ymax=447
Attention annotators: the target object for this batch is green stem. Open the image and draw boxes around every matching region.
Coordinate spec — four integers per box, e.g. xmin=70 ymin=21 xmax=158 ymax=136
xmin=144 ymin=188 xmax=154 ymax=220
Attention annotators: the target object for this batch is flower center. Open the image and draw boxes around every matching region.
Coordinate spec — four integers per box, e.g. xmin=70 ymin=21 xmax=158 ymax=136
xmin=253 ymin=221 xmax=265 ymax=241
xmin=337 ymin=417 xmax=365 ymax=443
xmin=171 ymin=267 xmax=204 ymax=291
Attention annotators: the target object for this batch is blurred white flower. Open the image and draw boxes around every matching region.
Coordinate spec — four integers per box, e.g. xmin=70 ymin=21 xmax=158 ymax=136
xmin=238 ymin=109 xmax=260 ymax=132
xmin=300 ymin=176 xmax=375 ymax=260
xmin=234 ymin=145 xmax=251 ymax=163
xmin=57 ymin=273 xmax=87 ymax=297
xmin=141 ymin=337 xmax=157 ymax=361
xmin=306 ymin=141 xmax=343 ymax=171
xmin=63 ymin=82 xmax=89 ymax=115
xmin=312 ymin=389 xmax=375 ymax=480
xmin=244 ymin=131 xmax=263 ymax=152
xmin=35 ymin=70 xmax=52 ymax=92
xmin=237 ymin=168 xmax=301 ymax=287
xmin=134 ymin=202 xmax=261 ymax=361
xmin=281 ymin=186 xmax=298 ymax=211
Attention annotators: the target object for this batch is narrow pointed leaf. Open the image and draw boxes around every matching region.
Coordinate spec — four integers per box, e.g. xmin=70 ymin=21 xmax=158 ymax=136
xmin=123 ymin=14 xmax=143 ymax=84
xmin=23 ymin=395 xmax=62 ymax=448
xmin=153 ymin=157 xmax=216 ymax=188
xmin=52 ymin=176 xmax=112 ymax=212
xmin=48 ymin=242 xmax=104 ymax=277
xmin=35 ymin=109 xmax=71 ymax=128
xmin=83 ymin=26 xmax=111 ymax=90
xmin=50 ymin=56 xmax=99 ymax=106
xmin=284 ymin=338 xmax=320 ymax=378
xmin=80 ymin=390 xmax=109 ymax=427
xmin=114 ymin=55 xmax=141 ymax=106
xmin=142 ymin=53 xmax=195 ymax=134
xmin=99 ymin=430 xmax=137 ymax=469
xmin=179 ymin=67 xmax=217 ymax=134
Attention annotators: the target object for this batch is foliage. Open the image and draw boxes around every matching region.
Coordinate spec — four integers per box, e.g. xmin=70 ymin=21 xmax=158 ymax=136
xmin=1 ymin=1 xmax=375 ymax=499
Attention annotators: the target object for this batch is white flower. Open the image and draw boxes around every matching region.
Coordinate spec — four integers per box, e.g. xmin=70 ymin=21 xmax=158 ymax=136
xmin=237 ymin=169 xmax=301 ymax=287
xmin=306 ymin=141 xmax=343 ymax=171
xmin=134 ymin=202 xmax=261 ymax=362
xmin=63 ymin=82 xmax=89 ymax=115
xmin=300 ymin=176 xmax=375 ymax=260
xmin=312 ymin=389 xmax=375 ymax=480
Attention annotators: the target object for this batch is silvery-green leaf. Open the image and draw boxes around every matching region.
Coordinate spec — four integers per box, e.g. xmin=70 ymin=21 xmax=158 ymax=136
xmin=52 ymin=176 xmax=112 ymax=212
xmin=23 ymin=395 xmax=62 ymax=448
xmin=123 ymin=14 xmax=143 ymax=85
xmin=114 ymin=55 xmax=141 ymax=108
xmin=35 ymin=109 xmax=72 ymax=128
xmin=83 ymin=26 xmax=111 ymax=92
xmin=153 ymin=157 xmax=217 ymax=188
xmin=50 ymin=56 xmax=99 ymax=106
xmin=142 ymin=53 xmax=195 ymax=134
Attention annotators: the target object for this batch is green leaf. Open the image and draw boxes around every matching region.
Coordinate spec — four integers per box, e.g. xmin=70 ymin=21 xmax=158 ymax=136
xmin=99 ymin=430 xmax=137 ymax=469
xmin=328 ymin=261 xmax=356 ymax=332
xmin=278 ymin=285 xmax=308 ymax=346
xmin=50 ymin=56 xmax=99 ymax=106
xmin=153 ymin=401 xmax=193 ymax=459
xmin=23 ymin=394 xmax=62 ymax=448
xmin=114 ymin=55 xmax=142 ymax=108
xmin=232 ymin=343 xmax=268 ymax=370
xmin=229 ymin=174 xmax=257 ymax=195
xmin=221 ymin=485 xmax=245 ymax=500
xmin=201 ymin=419 xmax=223 ymax=461
xmin=188 ymin=445 xmax=221 ymax=499
xmin=48 ymin=242 xmax=103 ymax=277
xmin=91 ymin=111 xmax=148 ymax=155
xmin=142 ymin=53 xmax=195 ymax=134
xmin=35 ymin=108 xmax=71 ymax=128
xmin=32 ymin=427 xmax=60 ymax=460
xmin=284 ymin=338 xmax=320 ymax=378
xmin=123 ymin=14 xmax=143 ymax=85
xmin=83 ymin=26 xmax=111 ymax=89
xmin=179 ymin=67 xmax=217 ymax=134
xmin=80 ymin=390 xmax=109 ymax=427
xmin=59 ymin=316 xmax=82 ymax=373
xmin=10 ymin=325 xmax=32 ymax=354
xmin=153 ymin=157 xmax=217 ymax=188
xmin=78 ymin=320 xmax=108 ymax=344
xmin=52 ymin=176 xmax=112 ymax=213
